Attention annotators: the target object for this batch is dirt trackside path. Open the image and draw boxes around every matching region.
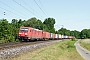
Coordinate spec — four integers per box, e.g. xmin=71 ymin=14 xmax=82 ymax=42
xmin=74 ymin=40 xmax=90 ymax=60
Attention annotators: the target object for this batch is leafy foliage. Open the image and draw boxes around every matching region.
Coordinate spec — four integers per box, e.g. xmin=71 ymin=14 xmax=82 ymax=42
xmin=0 ymin=17 xmax=90 ymax=43
xmin=71 ymin=38 xmax=75 ymax=41
xmin=80 ymin=29 xmax=90 ymax=39
xmin=43 ymin=18 xmax=55 ymax=33
xmin=0 ymin=19 xmax=15 ymax=43
xmin=58 ymin=28 xmax=70 ymax=35
xmin=0 ymin=17 xmax=56 ymax=43
xmin=57 ymin=27 xmax=90 ymax=39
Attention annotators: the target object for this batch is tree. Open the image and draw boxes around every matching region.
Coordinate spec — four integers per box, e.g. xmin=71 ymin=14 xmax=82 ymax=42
xmin=11 ymin=19 xmax=19 ymax=40
xmin=58 ymin=28 xmax=80 ymax=38
xmin=18 ymin=19 xmax=23 ymax=28
xmin=80 ymin=29 xmax=90 ymax=39
xmin=35 ymin=19 xmax=43 ymax=30
xmin=70 ymin=30 xmax=80 ymax=39
xmin=24 ymin=17 xmax=37 ymax=28
xmin=87 ymin=29 xmax=90 ymax=38
xmin=11 ymin=19 xmax=18 ymax=28
xmin=58 ymin=28 xmax=70 ymax=35
xmin=0 ymin=19 xmax=15 ymax=42
xmin=1 ymin=17 xmax=90 ymax=43
xmin=43 ymin=24 xmax=49 ymax=32
xmin=43 ymin=17 xmax=55 ymax=33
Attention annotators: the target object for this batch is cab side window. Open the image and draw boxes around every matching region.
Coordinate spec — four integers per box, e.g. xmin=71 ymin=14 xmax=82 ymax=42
xmin=30 ymin=29 xmax=31 ymax=32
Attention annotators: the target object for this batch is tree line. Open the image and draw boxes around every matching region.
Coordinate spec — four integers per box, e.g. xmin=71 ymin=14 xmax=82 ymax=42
xmin=0 ymin=17 xmax=90 ymax=43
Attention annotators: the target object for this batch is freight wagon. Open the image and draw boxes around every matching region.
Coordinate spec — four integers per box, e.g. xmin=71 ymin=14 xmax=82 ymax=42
xmin=43 ymin=31 xmax=50 ymax=40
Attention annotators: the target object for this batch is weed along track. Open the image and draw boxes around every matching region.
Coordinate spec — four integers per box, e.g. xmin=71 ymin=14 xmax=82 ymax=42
xmin=0 ymin=40 xmax=60 ymax=60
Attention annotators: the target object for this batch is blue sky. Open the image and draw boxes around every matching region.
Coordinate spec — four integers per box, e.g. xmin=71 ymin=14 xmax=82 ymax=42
xmin=0 ymin=0 xmax=90 ymax=31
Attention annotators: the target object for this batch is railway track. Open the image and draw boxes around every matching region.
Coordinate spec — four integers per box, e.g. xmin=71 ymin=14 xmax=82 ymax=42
xmin=0 ymin=40 xmax=61 ymax=60
xmin=0 ymin=40 xmax=56 ymax=51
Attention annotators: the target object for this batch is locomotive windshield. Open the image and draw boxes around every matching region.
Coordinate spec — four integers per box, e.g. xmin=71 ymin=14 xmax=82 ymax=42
xmin=20 ymin=28 xmax=28 ymax=32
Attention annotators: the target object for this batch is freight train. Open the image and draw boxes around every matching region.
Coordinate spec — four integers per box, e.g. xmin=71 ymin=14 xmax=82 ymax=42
xmin=18 ymin=26 xmax=73 ymax=41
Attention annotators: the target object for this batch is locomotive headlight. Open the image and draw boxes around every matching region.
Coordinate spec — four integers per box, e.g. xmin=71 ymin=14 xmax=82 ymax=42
xmin=19 ymin=33 xmax=22 ymax=34
xmin=25 ymin=33 xmax=27 ymax=35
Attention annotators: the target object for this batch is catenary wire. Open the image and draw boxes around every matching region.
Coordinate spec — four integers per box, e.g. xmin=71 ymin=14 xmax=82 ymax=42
xmin=13 ymin=0 xmax=41 ymax=19
xmin=0 ymin=6 xmax=23 ymax=18
xmin=38 ymin=0 xmax=48 ymax=16
xmin=0 ymin=0 xmax=26 ymax=19
xmin=34 ymin=0 xmax=47 ymax=16
xmin=21 ymin=0 xmax=42 ymax=18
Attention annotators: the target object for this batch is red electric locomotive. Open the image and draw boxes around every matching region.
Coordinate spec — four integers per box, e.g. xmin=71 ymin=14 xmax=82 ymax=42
xmin=18 ymin=27 xmax=43 ymax=41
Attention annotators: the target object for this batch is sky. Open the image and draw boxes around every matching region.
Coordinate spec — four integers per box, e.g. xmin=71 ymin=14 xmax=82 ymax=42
xmin=0 ymin=0 xmax=90 ymax=31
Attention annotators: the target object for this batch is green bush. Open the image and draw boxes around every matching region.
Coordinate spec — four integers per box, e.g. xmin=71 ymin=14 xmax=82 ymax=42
xmin=71 ymin=38 xmax=75 ymax=41
xmin=15 ymin=39 xmax=20 ymax=42
xmin=0 ymin=37 xmax=9 ymax=43
xmin=0 ymin=40 xmax=5 ymax=43
xmin=67 ymin=41 xmax=75 ymax=48
xmin=7 ymin=36 xmax=15 ymax=42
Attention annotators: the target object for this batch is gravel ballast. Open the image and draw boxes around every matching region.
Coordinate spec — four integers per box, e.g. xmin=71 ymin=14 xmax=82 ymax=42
xmin=0 ymin=40 xmax=60 ymax=60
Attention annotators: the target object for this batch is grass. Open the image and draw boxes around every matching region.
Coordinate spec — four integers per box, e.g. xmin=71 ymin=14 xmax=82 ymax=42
xmin=0 ymin=39 xmax=20 ymax=43
xmin=11 ymin=40 xmax=83 ymax=60
xmin=79 ymin=39 xmax=90 ymax=51
xmin=0 ymin=40 xmax=7 ymax=43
